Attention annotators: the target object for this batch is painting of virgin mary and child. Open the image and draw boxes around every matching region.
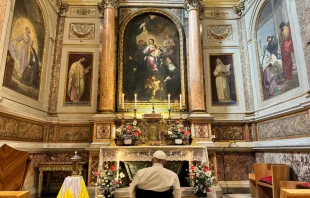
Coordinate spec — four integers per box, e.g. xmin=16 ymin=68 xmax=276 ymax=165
xmin=122 ymin=14 xmax=182 ymax=104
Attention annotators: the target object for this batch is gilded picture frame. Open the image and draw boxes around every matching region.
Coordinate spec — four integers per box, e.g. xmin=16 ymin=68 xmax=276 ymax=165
xmin=118 ymin=9 xmax=186 ymax=111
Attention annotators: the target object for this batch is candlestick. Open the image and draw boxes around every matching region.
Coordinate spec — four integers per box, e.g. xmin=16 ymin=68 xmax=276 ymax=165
xmin=179 ymin=94 xmax=182 ymax=110
xmin=110 ymin=125 xmax=116 ymax=147
xmin=168 ymin=94 xmax=170 ymax=110
xmin=134 ymin=94 xmax=137 ymax=109
xmin=122 ymin=93 xmax=124 ymax=110
xmin=191 ymin=124 xmax=195 ymax=137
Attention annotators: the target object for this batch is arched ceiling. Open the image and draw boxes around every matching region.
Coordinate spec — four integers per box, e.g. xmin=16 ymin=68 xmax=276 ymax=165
xmin=61 ymin=0 xmax=240 ymax=7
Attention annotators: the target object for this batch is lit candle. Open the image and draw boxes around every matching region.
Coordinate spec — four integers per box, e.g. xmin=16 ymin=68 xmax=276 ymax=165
xmin=168 ymin=94 xmax=170 ymax=110
xmin=122 ymin=93 xmax=124 ymax=110
xmin=179 ymin=94 xmax=182 ymax=110
xmin=191 ymin=124 xmax=195 ymax=137
xmin=134 ymin=94 xmax=137 ymax=109
xmin=111 ymin=125 xmax=116 ymax=138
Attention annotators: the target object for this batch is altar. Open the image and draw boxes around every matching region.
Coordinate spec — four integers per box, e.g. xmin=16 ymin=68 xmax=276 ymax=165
xmin=97 ymin=146 xmax=210 ymax=197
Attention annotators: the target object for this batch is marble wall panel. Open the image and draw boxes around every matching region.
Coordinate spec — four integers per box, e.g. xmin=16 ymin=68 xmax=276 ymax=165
xmin=256 ymin=152 xmax=310 ymax=181
xmin=217 ymin=152 xmax=255 ymax=181
xmin=237 ymin=18 xmax=254 ymax=112
xmin=0 ymin=0 xmax=7 ymax=37
xmin=212 ymin=124 xmax=244 ymax=141
xmin=0 ymin=114 xmax=44 ymax=141
xmin=295 ymin=0 xmax=310 ymax=88
xmin=88 ymin=151 xmax=99 ymax=185
xmin=257 ymin=112 xmax=310 ymax=140
xmin=48 ymin=16 xmax=65 ymax=113
xmin=57 ymin=125 xmax=91 ymax=142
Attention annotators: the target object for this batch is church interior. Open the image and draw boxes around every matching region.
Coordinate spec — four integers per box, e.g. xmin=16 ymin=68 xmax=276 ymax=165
xmin=0 ymin=0 xmax=310 ymax=197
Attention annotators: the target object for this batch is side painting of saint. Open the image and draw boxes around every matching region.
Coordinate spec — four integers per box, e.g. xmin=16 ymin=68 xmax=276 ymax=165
xmin=64 ymin=52 xmax=93 ymax=105
xmin=210 ymin=54 xmax=237 ymax=105
xmin=121 ymin=13 xmax=183 ymax=106
xmin=3 ymin=0 xmax=45 ymax=100
xmin=256 ymin=0 xmax=299 ymax=100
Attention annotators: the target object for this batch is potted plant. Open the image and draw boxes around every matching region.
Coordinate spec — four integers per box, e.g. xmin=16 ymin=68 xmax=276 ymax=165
xmin=93 ymin=165 xmax=125 ymax=198
xmin=229 ymin=140 xmax=236 ymax=147
xmin=168 ymin=121 xmax=191 ymax=145
xmin=116 ymin=121 xmax=141 ymax=145
xmin=188 ymin=163 xmax=215 ymax=197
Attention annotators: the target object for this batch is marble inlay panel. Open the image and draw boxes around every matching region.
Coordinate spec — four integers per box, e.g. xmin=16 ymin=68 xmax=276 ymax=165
xmin=0 ymin=0 xmax=7 ymax=37
xmin=0 ymin=114 xmax=44 ymax=141
xmin=195 ymin=124 xmax=209 ymax=138
xmin=256 ymin=152 xmax=310 ymax=181
xmin=295 ymin=0 xmax=310 ymax=88
xmin=212 ymin=124 xmax=244 ymax=140
xmin=257 ymin=112 xmax=310 ymax=140
xmin=48 ymin=126 xmax=54 ymax=142
xmin=217 ymin=152 xmax=255 ymax=181
xmin=48 ymin=17 xmax=65 ymax=112
xmin=58 ymin=126 xmax=91 ymax=142
xmin=237 ymin=18 xmax=254 ymax=112
xmin=88 ymin=151 xmax=99 ymax=185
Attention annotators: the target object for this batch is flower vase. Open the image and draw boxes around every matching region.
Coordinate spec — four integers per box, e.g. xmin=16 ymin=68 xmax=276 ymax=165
xmin=195 ymin=192 xmax=207 ymax=198
xmin=124 ymin=138 xmax=132 ymax=145
xmin=174 ymin=139 xmax=182 ymax=145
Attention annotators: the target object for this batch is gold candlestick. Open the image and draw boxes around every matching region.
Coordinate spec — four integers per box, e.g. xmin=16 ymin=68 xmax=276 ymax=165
xmin=191 ymin=136 xmax=197 ymax=146
xmin=121 ymin=108 xmax=125 ymax=125
xmin=152 ymin=97 xmax=155 ymax=113
xmin=180 ymin=109 xmax=183 ymax=121
xmin=134 ymin=109 xmax=137 ymax=120
xmin=168 ymin=109 xmax=171 ymax=120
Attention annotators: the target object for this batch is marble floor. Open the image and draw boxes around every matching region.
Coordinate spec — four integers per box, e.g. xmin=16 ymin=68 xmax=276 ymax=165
xmin=222 ymin=194 xmax=251 ymax=198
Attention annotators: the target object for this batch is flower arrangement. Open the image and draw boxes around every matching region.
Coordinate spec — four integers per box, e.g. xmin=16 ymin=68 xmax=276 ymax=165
xmin=188 ymin=163 xmax=215 ymax=196
xmin=93 ymin=165 xmax=125 ymax=198
xmin=116 ymin=120 xmax=141 ymax=140
xmin=167 ymin=121 xmax=191 ymax=139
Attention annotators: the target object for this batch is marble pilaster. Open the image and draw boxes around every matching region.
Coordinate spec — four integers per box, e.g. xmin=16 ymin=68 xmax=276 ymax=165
xmin=185 ymin=0 xmax=206 ymax=113
xmin=99 ymin=0 xmax=118 ymax=113
xmin=0 ymin=0 xmax=7 ymax=38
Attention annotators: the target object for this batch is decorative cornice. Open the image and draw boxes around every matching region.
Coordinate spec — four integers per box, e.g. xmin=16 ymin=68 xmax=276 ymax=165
xmin=101 ymin=0 xmax=118 ymax=10
xmin=233 ymin=0 xmax=245 ymax=16
xmin=57 ymin=2 xmax=69 ymax=15
xmin=184 ymin=0 xmax=202 ymax=12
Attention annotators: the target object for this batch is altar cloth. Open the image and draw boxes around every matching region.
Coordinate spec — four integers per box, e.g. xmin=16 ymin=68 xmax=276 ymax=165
xmin=57 ymin=176 xmax=89 ymax=198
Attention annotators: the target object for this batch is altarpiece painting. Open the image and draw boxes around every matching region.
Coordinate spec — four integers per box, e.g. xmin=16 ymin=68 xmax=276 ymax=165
xmin=256 ymin=0 xmax=299 ymax=100
xmin=118 ymin=11 xmax=186 ymax=110
xmin=3 ymin=0 xmax=45 ymax=100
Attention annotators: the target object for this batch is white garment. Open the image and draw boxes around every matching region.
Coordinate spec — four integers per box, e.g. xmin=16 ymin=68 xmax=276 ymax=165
xmin=62 ymin=176 xmax=81 ymax=198
xmin=129 ymin=163 xmax=181 ymax=198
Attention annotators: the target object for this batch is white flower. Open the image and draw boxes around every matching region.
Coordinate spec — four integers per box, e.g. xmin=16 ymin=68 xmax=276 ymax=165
xmin=168 ymin=130 xmax=172 ymax=135
xmin=205 ymin=171 xmax=212 ymax=177
xmin=133 ymin=121 xmax=137 ymax=126
xmin=116 ymin=128 xmax=122 ymax=133
xmin=100 ymin=172 xmax=106 ymax=177
xmin=119 ymin=172 xmax=125 ymax=178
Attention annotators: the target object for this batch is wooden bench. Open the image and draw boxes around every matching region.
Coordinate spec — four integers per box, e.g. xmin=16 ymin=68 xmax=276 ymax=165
xmin=0 ymin=191 xmax=30 ymax=198
xmin=280 ymin=189 xmax=310 ymax=198
xmin=280 ymin=181 xmax=310 ymax=198
xmin=249 ymin=164 xmax=290 ymax=198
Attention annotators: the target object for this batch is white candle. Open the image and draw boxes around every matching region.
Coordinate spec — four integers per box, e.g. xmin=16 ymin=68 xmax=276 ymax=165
xmin=191 ymin=124 xmax=195 ymax=137
xmin=134 ymin=94 xmax=137 ymax=109
xmin=179 ymin=94 xmax=182 ymax=110
xmin=111 ymin=125 xmax=116 ymax=138
xmin=168 ymin=94 xmax=170 ymax=110
xmin=122 ymin=93 xmax=124 ymax=109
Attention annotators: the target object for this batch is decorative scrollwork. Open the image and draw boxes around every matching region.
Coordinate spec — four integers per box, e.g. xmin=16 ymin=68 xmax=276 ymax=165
xmin=184 ymin=0 xmax=202 ymax=11
xmin=57 ymin=2 xmax=69 ymax=15
xmin=233 ymin=0 xmax=245 ymax=16
xmin=69 ymin=23 xmax=95 ymax=40
xmin=207 ymin=25 xmax=232 ymax=41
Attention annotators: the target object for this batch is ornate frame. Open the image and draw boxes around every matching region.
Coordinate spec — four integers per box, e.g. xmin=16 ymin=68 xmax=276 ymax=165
xmin=117 ymin=8 xmax=186 ymax=111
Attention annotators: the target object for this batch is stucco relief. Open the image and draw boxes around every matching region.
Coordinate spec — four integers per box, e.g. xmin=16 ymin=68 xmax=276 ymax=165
xmin=69 ymin=23 xmax=95 ymax=40
xmin=257 ymin=112 xmax=310 ymax=140
xmin=237 ymin=18 xmax=254 ymax=112
xmin=0 ymin=115 xmax=44 ymax=141
xmin=207 ymin=25 xmax=232 ymax=41
xmin=58 ymin=126 xmax=91 ymax=142
xmin=256 ymin=152 xmax=310 ymax=181
xmin=70 ymin=7 xmax=96 ymax=15
xmin=205 ymin=10 xmax=230 ymax=18
xmin=212 ymin=124 xmax=244 ymax=140
xmin=217 ymin=152 xmax=255 ymax=181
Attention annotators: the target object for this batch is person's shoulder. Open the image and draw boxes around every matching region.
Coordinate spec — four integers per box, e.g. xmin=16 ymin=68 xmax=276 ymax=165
xmin=163 ymin=168 xmax=178 ymax=177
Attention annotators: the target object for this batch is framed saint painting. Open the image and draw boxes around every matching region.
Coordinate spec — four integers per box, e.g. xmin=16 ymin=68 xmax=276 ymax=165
xmin=255 ymin=0 xmax=299 ymax=100
xmin=64 ymin=52 xmax=93 ymax=105
xmin=118 ymin=9 xmax=186 ymax=111
xmin=3 ymin=0 xmax=45 ymax=100
xmin=209 ymin=54 xmax=237 ymax=105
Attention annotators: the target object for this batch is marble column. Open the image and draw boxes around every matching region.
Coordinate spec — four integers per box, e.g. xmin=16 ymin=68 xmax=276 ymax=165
xmin=99 ymin=0 xmax=118 ymax=112
xmin=185 ymin=0 xmax=206 ymax=113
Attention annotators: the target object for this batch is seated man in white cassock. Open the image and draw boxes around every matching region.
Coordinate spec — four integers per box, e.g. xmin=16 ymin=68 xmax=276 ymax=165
xmin=128 ymin=150 xmax=181 ymax=198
